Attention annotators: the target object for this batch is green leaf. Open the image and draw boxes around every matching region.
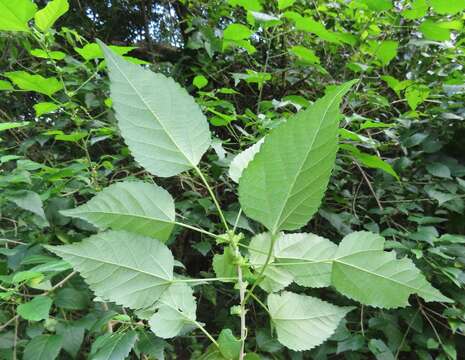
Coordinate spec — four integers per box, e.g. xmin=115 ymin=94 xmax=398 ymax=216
xmin=344 ymin=146 xmax=399 ymax=180
xmin=149 ymin=283 xmax=197 ymax=338
xmin=61 ymin=181 xmax=175 ymax=242
xmin=98 ymin=40 xmax=211 ymax=177
xmin=239 ymin=80 xmax=356 ymax=234
xmin=4 ymin=71 xmax=63 ymax=96
xmin=56 ymin=322 xmax=85 ymax=358
xmin=331 ymin=231 xmax=451 ymax=308
xmin=30 ymin=48 xmax=66 ymax=60
xmin=419 ymin=19 xmax=462 ymax=41
xmin=430 ymin=0 xmax=465 ymax=14
xmin=23 ymin=335 xmax=63 ymax=360
xmin=426 ymin=163 xmax=451 ymax=178
xmin=91 ymin=331 xmax=137 ymax=360
xmin=0 ymin=80 xmax=13 ymax=90
xmin=359 ymin=0 xmax=392 ymax=11
xmin=75 ymin=43 xmax=135 ymax=61
xmin=46 ymin=230 xmax=174 ymax=309
xmin=381 ymin=75 xmax=412 ymax=97
xmin=268 ymin=292 xmax=353 ymax=351
xmin=289 ymin=45 xmax=320 ymax=64
xmin=218 ymin=329 xmax=241 ymax=359
xmin=367 ymin=40 xmax=398 ymax=66
xmin=7 ymin=190 xmax=46 ymax=219
xmin=405 ymin=85 xmax=429 ymax=111
xmin=248 ymin=233 xmax=294 ymax=292
xmin=213 ymin=248 xmax=237 ymax=279
xmin=193 ymin=75 xmax=208 ymax=89
xmin=0 ymin=0 xmax=37 ymax=32
xmin=34 ymin=102 xmax=60 ymax=116
xmin=17 ymin=296 xmax=52 ymax=321
xmin=401 ymin=0 xmax=428 ymax=19
xmin=278 ymin=0 xmax=295 ymax=10
xmin=0 ymin=121 xmax=29 ymax=132
xmin=34 ymin=0 xmax=69 ymax=31
xmin=274 ymin=233 xmax=337 ymax=288
xmin=248 ymin=232 xmax=337 ymax=291
xmin=223 ymin=24 xmax=254 ymax=41
xmin=228 ymin=138 xmax=264 ymax=183
xmin=227 ymin=0 xmax=262 ymax=12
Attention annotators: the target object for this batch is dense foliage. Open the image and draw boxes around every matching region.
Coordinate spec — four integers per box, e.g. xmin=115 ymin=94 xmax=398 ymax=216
xmin=1 ymin=0 xmax=465 ymax=359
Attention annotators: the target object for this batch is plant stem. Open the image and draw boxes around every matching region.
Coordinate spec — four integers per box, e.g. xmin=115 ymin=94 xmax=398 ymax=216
xmin=174 ymin=221 xmax=219 ymax=239
xmin=234 ymin=244 xmax=247 ymax=360
xmin=193 ymin=166 xmax=230 ymax=232
xmin=194 ymin=320 xmax=219 ymax=348
xmin=243 ymin=233 xmax=277 ymax=304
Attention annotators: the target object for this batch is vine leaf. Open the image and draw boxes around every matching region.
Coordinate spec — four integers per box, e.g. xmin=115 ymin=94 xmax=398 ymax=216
xmin=98 ymin=40 xmax=211 ymax=177
xmin=46 ymin=230 xmax=174 ymax=309
xmin=331 ymin=231 xmax=452 ymax=308
xmin=239 ymin=80 xmax=357 ymax=234
xmin=268 ymin=292 xmax=353 ymax=351
xmin=0 ymin=0 xmax=37 ymax=32
xmin=61 ymin=181 xmax=175 ymax=242
xmin=149 ymin=283 xmax=198 ymax=338
xmin=34 ymin=0 xmax=69 ymax=32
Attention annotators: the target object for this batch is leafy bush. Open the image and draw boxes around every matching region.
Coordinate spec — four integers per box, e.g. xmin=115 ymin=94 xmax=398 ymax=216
xmin=1 ymin=0 xmax=465 ymax=359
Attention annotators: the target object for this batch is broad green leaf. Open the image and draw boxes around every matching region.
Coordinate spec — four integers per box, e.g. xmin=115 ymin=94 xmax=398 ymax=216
xmin=274 ymin=233 xmax=337 ymax=288
xmin=228 ymin=0 xmax=262 ymax=12
xmin=91 ymin=331 xmax=137 ymax=360
xmin=0 ymin=0 xmax=37 ymax=32
xmin=223 ymin=24 xmax=254 ymax=41
xmin=367 ymin=40 xmax=398 ymax=66
xmin=30 ymin=48 xmax=66 ymax=60
xmin=34 ymin=0 xmax=69 ymax=31
xmin=344 ymin=145 xmax=399 ymax=180
xmin=7 ymin=190 xmax=46 ymax=219
xmin=34 ymin=102 xmax=60 ymax=116
xmin=0 ymin=121 xmax=29 ymax=132
xmin=419 ymin=20 xmax=462 ymax=41
xmin=248 ymin=232 xmax=337 ymax=291
xmin=56 ymin=322 xmax=85 ymax=358
xmin=98 ymin=40 xmax=211 ymax=177
xmin=0 ymin=80 xmax=13 ymax=90
xmin=239 ymin=80 xmax=356 ymax=234
xmin=331 ymin=231 xmax=451 ymax=308
xmin=23 ymin=335 xmax=63 ymax=360
xmin=426 ymin=163 xmax=451 ymax=178
xmin=430 ymin=0 xmax=465 ymax=14
xmin=213 ymin=248 xmax=237 ymax=279
xmin=149 ymin=282 xmax=197 ymax=338
xmin=359 ymin=0 xmax=392 ymax=11
xmin=228 ymin=138 xmax=264 ymax=183
xmin=381 ymin=75 xmax=412 ymax=96
xmin=405 ymin=85 xmax=429 ymax=111
xmin=248 ymin=233 xmax=293 ymax=292
xmin=17 ymin=296 xmax=52 ymax=321
xmin=4 ymin=71 xmax=62 ymax=96
xmin=75 ymin=43 xmax=135 ymax=61
xmin=61 ymin=181 xmax=175 ymax=241
xmin=289 ymin=45 xmax=320 ymax=64
xmin=278 ymin=0 xmax=295 ymax=10
xmin=193 ymin=75 xmax=208 ymax=89
xmin=268 ymin=292 xmax=353 ymax=351
xmin=401 ymin=0 xmax=428 ymax=19
xmin=46 ymin=230 xmax=174 ymax=309
xmin=218 ymin=329 xmax=241 ymax=359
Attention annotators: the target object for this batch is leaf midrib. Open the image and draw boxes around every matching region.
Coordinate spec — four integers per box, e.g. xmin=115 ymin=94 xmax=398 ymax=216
xmin=270 ymin=85 xmax=348 ymax=233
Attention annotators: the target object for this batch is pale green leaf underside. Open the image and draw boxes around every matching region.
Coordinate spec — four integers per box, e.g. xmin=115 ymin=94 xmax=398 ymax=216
xmin=248 ymin=232 xmax=336 ymax=292
xmin=268 ymin=292 xmax=353 ymax=351
xmin=46 ymin=230 xmax=174 ymax=309
xmin=249 ymin=231 xmax=450 ymax=308
xmin=98 ymin=40 xmax=211 ymax=177
xmin=228 ymin=138 xmax=264 ymax=183
xmin=331 ymin=231 xmax=452 ymax=308
xmin=149 ymin=282 xmax=197 ymax=338
xmin=239 ymin=80 xmax=357 ymax=233
xmin=61 ymin=181 xmax=175 ymax=242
